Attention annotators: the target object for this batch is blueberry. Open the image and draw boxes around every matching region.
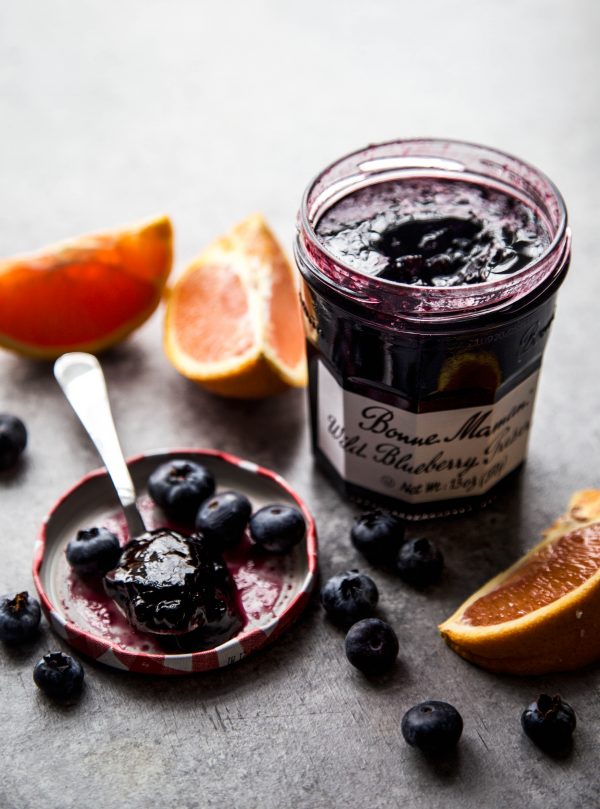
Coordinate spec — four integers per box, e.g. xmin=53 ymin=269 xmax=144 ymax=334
xmin=148 ymin=460 xmax=215 ymax=522
xmin=401 ymin=701 xmax=463 ymax=753
xmin=396 ymin=537 xmax=443 ymax=587
xmin=195 ymin=491 xmax=252 ymax=550
xmin=0 ymin=413 xmax=27 ymax=470
xmin=351 ymin=512 xmax=404 ymax=563
xmin=521 ymin=694 xmax=576 ymax=752
xmin=321 ymin=571 xmax=378 ymax=628
xmin=33 ymin=651 xmax=84 ymax=701
xmin=0 ymin=591 xmax=41 ymax=642
xmin=66 ymin=526 xmax=121 ymax=575
xmin=345 ymin=618 xmax=399 ymax=675
xmin=249 ymin=504 xmax=306 ymax=554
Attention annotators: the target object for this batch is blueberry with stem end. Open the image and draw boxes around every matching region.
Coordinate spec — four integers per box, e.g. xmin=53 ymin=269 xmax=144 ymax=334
xmin=195 ymin=490 xmax=252 ymax=550
xmin=33 ymin=651 xmax=84 ymax=701
xmin=0 ymin=591 xmax=41 ymax=643
xmin=148 ymin=460 xmax=215 ymax=522
xmin=321 ymin=571 xmax=378 ymax=628
xmin=351 ymin=512 xmax=405 ymax=564
xmin=396 ymin=537 xmax=444 ymax=587
xmin=66 ymin=526 xmax=121 ymax=576
xmin=345 ymin=618 xmax=399 ymax=675
xmin=401 ymin=701 xmax=463 ymax=753
xmin=249 ymin=504 xmax=306 ymax=554
xmin=521 ymin=694 xmax=576 ymax=752
xmin=0 ymin=413 xmax=27 ymax=470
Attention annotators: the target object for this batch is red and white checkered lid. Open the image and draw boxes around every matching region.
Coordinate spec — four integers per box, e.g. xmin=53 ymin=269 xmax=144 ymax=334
xmin=33 ymin=449 xmax=318 ymax=675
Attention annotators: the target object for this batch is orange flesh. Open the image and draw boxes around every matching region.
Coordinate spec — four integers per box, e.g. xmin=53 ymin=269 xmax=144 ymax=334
xmin=172 ymin=263 xmax=254 ymax=362
xmin=0 ymin=230 xmax=170 ymax=348
xmin=268 ymin=254 xmax=305 ymax=368
xmin=463 ymin=523 xmax=600 ymax=626
xmin=0 ymin=261 xmax=157 ymax=345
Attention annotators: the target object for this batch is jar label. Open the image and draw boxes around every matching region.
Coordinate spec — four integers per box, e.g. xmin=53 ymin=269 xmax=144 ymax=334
xmin=317 ymin=361 xmax=540 ymax=503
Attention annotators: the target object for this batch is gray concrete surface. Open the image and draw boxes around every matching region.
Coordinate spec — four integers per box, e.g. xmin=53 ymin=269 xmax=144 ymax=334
xmin=1 ymin=1 xmax=599 ymax=807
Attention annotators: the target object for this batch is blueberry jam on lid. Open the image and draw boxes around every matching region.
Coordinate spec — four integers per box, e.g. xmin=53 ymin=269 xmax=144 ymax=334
xmin=296 ymin=139 xmax=570 ymax=322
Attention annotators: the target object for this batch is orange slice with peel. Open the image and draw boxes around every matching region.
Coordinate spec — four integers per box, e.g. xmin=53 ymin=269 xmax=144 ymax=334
xmin=439 ymin=490 xmax=600 ymax=674
xmin=0 ymin=215 xmax=173 ymax=359
xmin=164 ymin=213 xmax=307 ymax=398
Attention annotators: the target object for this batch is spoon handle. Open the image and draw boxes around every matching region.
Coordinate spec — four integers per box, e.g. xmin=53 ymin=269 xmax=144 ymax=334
xmin=54 ymin=352 xmax=146 ymax=539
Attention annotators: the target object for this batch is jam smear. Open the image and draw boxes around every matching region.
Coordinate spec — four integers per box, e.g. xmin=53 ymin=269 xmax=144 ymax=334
xmin=315 ymin=179 xmax=549 ymax=287
xmin=463 ymin=522 xmax=600 ymax=626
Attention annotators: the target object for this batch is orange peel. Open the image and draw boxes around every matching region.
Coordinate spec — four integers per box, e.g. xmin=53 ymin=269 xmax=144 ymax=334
xmin=439 ymin=490 xmax=600 ymax=674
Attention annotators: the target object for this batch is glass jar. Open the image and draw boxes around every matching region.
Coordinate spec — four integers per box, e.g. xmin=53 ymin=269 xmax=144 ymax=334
xmin=294 ymin=139 xmax=571 ymax=518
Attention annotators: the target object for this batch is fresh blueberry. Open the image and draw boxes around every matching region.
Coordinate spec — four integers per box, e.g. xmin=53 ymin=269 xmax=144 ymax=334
xmin=33 ymin=651 xmax=84 ymax=701
xmin=249 ymin=504 xmax=306 ymax=554
xmin=521 ymin=694 xmax=576 ymax=752
xmin=396 ymin=537 xmax=444 ymax=587
xmin=0 ymin=413 xmax=27 ymax=470
xmin=148 ymin=460 xmax=215 ymax=522
xmin=401 ymin=701 xmax=463 ymax=753
xmin=66 ymin=526 xmax=121 ymax=575
xmin=321 ymin=571 xmax=379 ymax=628
xmin=195 ymin=490 xmax=252 ymax=550
xmin=351 ymin=512 xmax=405 ymax=563
xmin=345 ymin=618 xmax=399 ymax=675
xmin=0 ymin=591 xmax=41 ymax=642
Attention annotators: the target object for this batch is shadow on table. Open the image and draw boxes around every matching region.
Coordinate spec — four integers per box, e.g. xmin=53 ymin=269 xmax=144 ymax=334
xmin=173 ymin=378 xmax=308 ymax=476
xmin=87 ymin=588 xmax=322 ymax=701
xmin=404 ymin=739 xmax=473 ymax=783
xmin=402 ymin=466 xmax=536 ymax=616
xmin=7 ymin=340 xmax=309 ymax=481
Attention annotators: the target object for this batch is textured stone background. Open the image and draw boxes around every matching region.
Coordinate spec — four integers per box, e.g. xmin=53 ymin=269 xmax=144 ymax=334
xmin=0 ymin=1 xmax=598 ymax=807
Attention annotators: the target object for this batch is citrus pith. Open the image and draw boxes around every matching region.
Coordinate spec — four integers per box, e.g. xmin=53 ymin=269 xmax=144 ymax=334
xmin=439 ymin=489 xmax=600 ymax=674
xmin=0 ymin=216 xmax=173 ymax=359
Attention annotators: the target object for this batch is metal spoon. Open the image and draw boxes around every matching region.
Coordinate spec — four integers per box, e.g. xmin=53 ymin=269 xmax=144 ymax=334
xmin=54 ymin=352 xmax=146 ymax=539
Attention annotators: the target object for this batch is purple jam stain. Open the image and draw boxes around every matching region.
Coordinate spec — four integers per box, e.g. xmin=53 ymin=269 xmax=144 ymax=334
xmin=60 ymin=496 xmax=289 ymax=653
xmin=224 ymin=536 xmax=287 ymax=624
xmin=315 ymin=179 xmax=549 ymax=286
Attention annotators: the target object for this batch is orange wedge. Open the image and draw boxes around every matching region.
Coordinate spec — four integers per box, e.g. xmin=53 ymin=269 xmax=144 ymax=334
xmin=439 ymin=490 xmax=600 ymax=674
xmin=0 ymin=216 xmax=173 ymax=358
xmin=164 ymin=213 xmax=307 ymax=398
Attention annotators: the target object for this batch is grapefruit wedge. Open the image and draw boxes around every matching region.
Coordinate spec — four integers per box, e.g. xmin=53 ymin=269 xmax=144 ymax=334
xmin=0 ymin=216 xmax=173 ymax=358
xmin=439 ymin=490 xmax=600 ymax=674
xmin=164 ymin=214 xmax=307 ymax=398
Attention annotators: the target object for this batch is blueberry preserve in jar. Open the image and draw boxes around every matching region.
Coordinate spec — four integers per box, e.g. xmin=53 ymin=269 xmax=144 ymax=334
xmin=294 ymin=139 xmax=570 ymax=518
xmin=315 ymin=178 xmax=548 ymax=287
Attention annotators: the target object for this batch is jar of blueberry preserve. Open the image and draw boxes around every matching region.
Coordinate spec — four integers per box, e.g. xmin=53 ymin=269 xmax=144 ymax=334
xmin=294 ymin=139 xmax=570 ymax=518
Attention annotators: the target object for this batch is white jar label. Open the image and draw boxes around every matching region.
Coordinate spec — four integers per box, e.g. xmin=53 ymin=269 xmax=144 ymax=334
xmin=317 ymin=360 xmax=540 ymax=503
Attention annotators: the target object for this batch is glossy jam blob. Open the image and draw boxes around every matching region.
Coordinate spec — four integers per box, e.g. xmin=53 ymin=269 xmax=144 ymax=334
xmin=103 ymin=528 xmax=241 ymax=642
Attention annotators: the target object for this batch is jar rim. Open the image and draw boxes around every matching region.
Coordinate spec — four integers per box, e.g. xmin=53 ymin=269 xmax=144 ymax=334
xmin=298 ymin=138 xmax=570 ymax=321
